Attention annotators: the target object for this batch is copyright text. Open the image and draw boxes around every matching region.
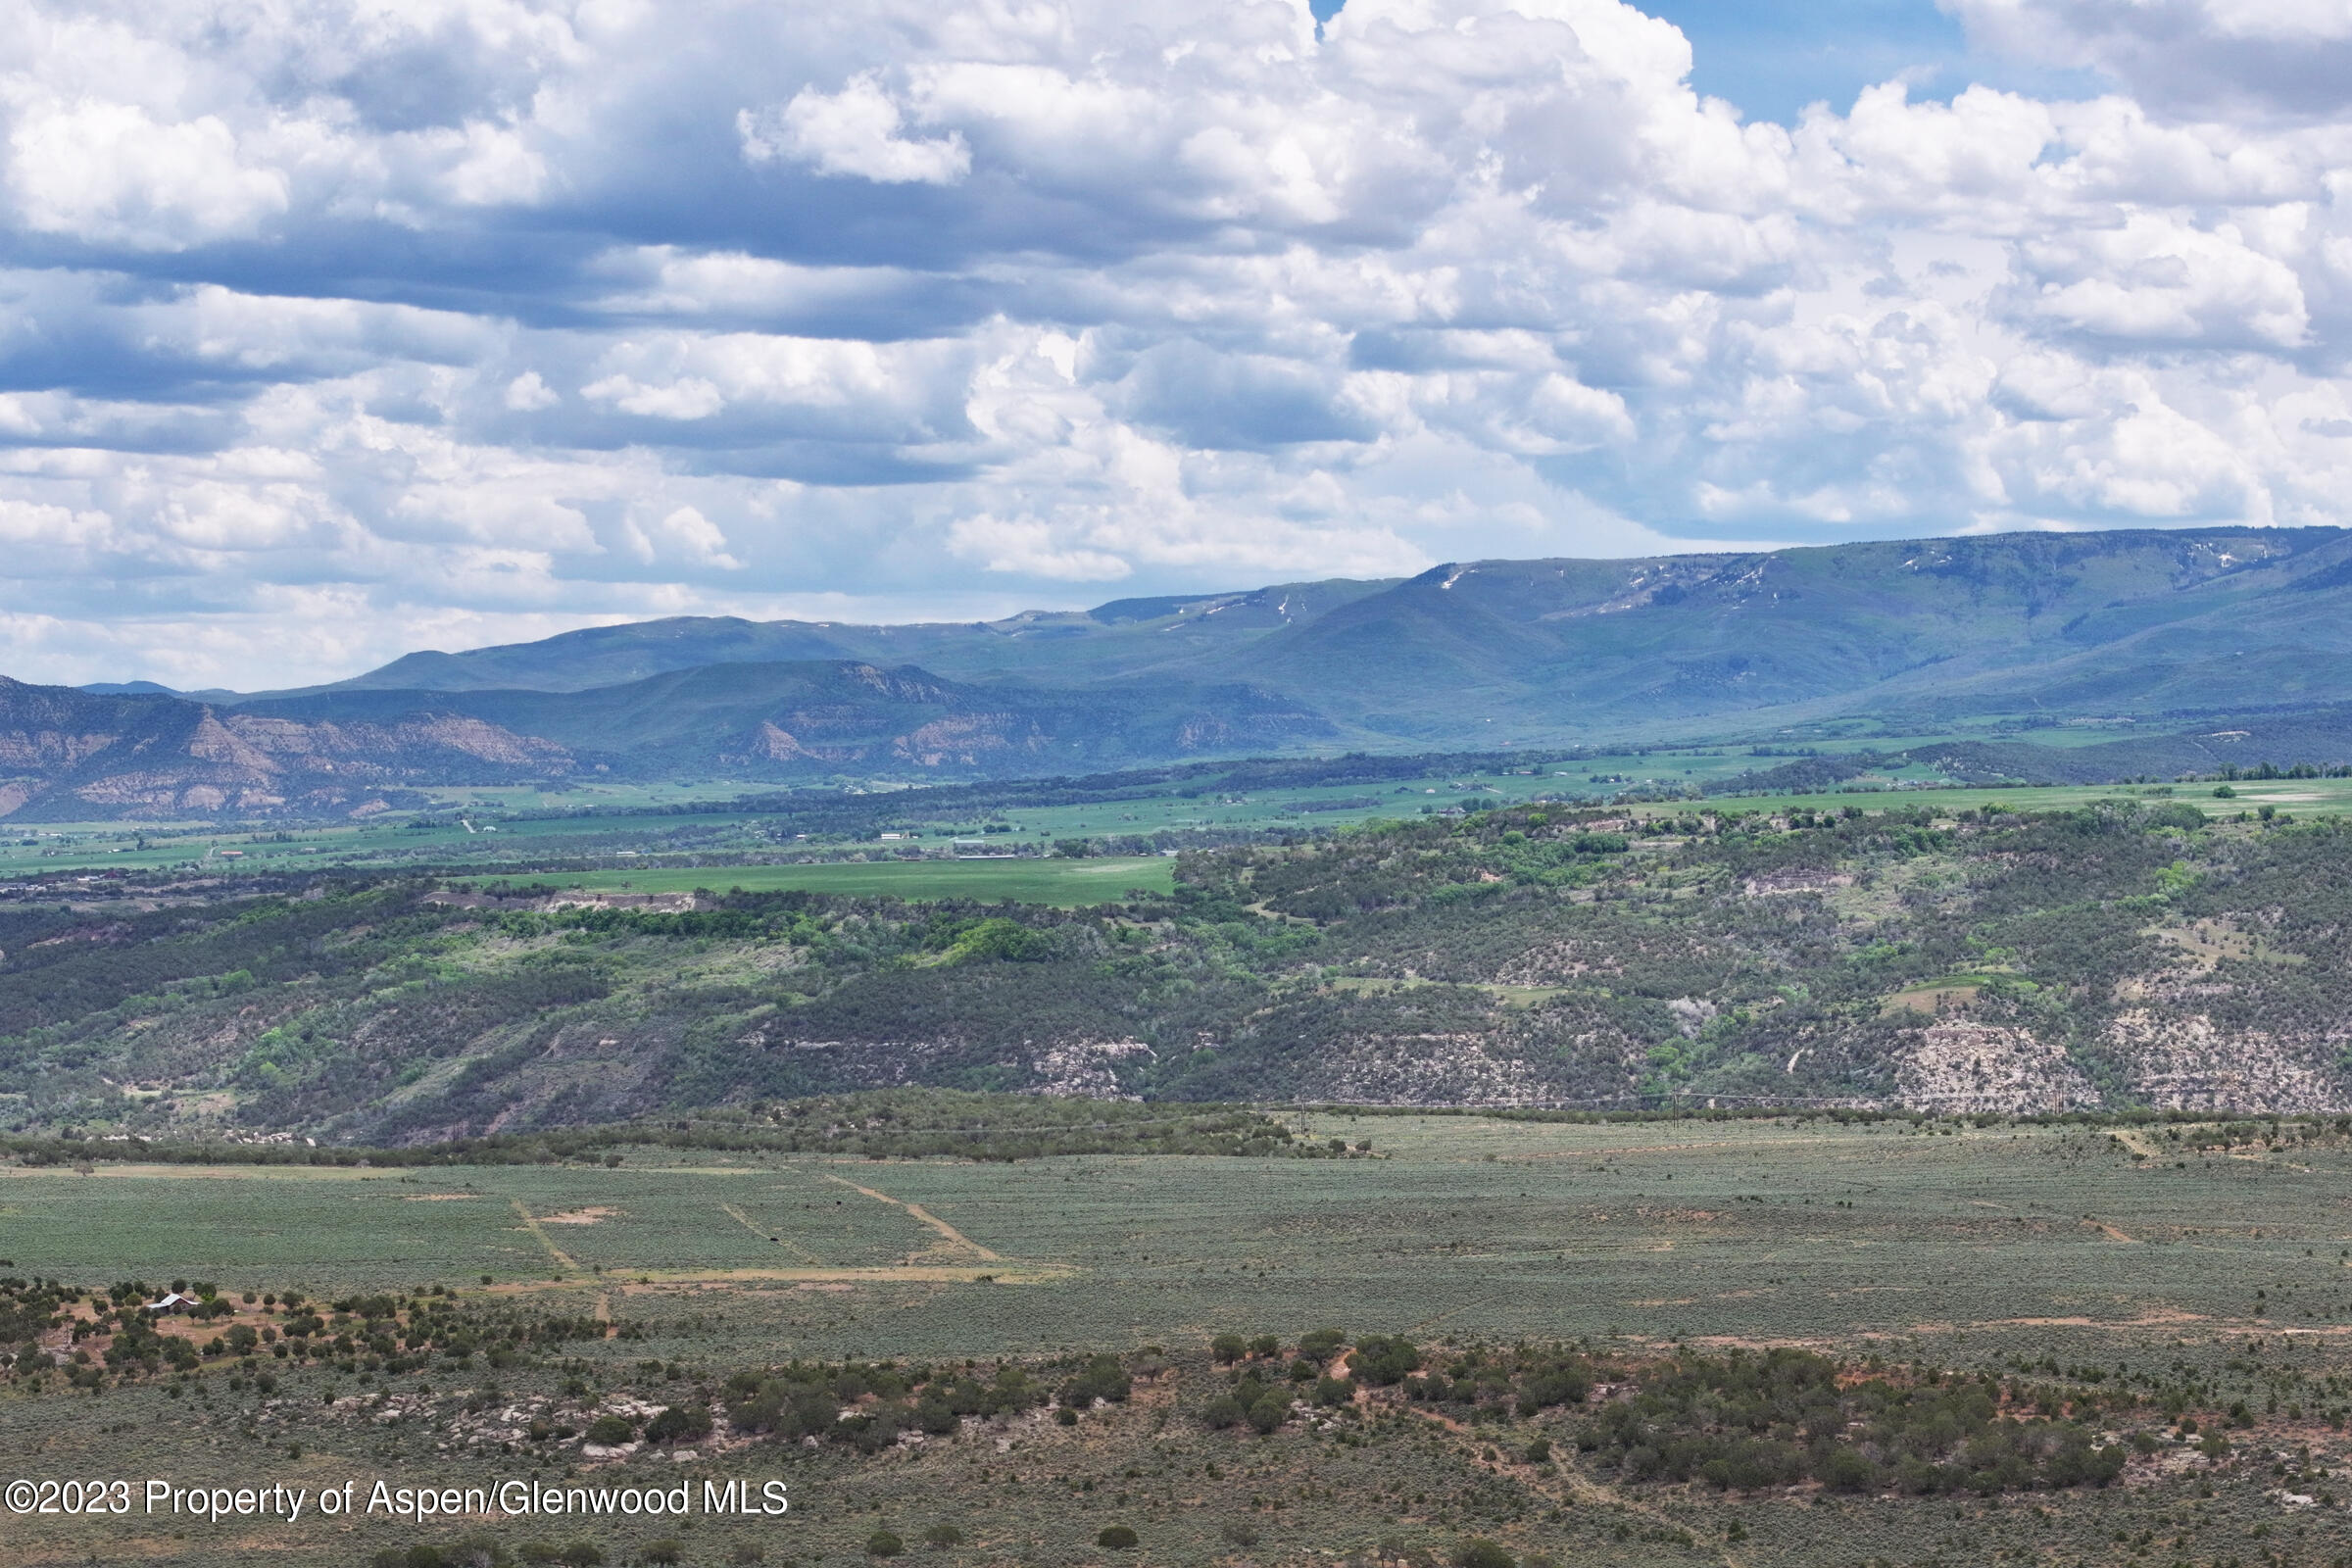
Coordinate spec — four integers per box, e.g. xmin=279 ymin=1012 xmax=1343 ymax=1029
xmin=4 ymin=1478 xmax=790 ymax=1523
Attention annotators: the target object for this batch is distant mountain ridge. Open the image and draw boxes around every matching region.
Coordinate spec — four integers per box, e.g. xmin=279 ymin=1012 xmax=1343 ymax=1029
xmin=271 ymin=524 xmax=2352 ymax=737
xmin=271 ymin=577 xmax=1396 ymax=698
xmin=0 ymin=662 xmax=1332 ymax=819
xmin=19 ymin=524 xmax=2352 ymax=817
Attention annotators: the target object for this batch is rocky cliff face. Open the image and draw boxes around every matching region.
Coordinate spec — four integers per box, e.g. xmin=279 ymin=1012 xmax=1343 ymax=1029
xmin=0 ymin=678 xmax=571 ymax=818
xmin=0 ymin=655 xmax=1343 ymax=814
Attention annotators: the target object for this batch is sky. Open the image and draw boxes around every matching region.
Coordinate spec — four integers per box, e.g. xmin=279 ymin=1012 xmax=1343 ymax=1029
xmin=3 ymin=0 xmax=2352 ymax=689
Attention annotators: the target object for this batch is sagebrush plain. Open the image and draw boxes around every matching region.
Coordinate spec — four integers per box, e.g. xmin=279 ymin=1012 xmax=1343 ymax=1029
xmin=5 ymin=1114 xmax=2351 ymax=1567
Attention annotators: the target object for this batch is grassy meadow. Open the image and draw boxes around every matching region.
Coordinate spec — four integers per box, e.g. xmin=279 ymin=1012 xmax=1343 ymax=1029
xmin=5 ymin=1115 xmax=2352 ymax=1567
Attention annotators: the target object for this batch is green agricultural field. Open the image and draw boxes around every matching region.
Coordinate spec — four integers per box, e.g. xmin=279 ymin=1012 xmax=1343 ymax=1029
xmin=5 ymin=1115 xmax=2352 ymax=1568
xmin=466 ymin=855 xmax=1176 ymax=905
xmin=13 ymin=736 xmax=2326 ymax=888
xmin=0 ymin=736 xmax=1982 ymax=882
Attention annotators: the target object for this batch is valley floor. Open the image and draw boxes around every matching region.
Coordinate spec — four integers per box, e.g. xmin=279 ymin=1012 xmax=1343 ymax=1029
xmin=4 ymin=1115 xmax=2351 ymax=1566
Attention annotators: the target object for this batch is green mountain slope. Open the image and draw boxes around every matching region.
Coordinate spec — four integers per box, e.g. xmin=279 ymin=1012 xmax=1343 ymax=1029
xmin=261 ymin=525 xmax=2352 ymax=749
xmin=319 ymin=616 xmax=858 ymax=693
xmin=19 ymin=525 xmax=2352 ymax=817
xmin=287 ymin=579 xmax=1397 ymax=698
xmin=1227 ymin=527 xmax=2352 ymax=738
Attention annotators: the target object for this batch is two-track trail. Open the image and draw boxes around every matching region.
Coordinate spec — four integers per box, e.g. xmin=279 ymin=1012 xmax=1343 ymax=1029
xmin=510 ymin=1198 xmax=580 ymax=1273
xmin=1331 ymin=1349 xmax=1743 ymax=1568
xmin=1405 ymin=1401 xmax=1740 ymax=1568
xmin=496 ymin=1172 xmax=1054 ymax=1298
xmin=819 ymin=1170 xmax=1004 ymax=1261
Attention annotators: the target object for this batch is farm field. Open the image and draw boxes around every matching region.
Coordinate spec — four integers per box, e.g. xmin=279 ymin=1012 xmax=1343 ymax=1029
xmin=4 ymin=1115 xmax=2352 ymax=1567
xmin=7 ymin=735 xmax=2341 ymax=892
xmin=0 ymin=728 xmax=2069 ymax=883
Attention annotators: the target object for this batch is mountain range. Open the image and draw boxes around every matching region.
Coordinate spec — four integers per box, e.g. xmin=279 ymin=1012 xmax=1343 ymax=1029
xmin=13 ymin=523 xmax=2352 ymax=817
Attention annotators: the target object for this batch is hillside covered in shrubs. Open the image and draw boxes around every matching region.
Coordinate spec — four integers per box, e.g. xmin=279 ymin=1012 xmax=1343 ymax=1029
xmin=5 ymin=794 xmax=2351 ymax=1140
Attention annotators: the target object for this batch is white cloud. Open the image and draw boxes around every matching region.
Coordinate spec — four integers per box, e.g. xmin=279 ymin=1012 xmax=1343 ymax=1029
xmin=1948 ymin=0 xmax=2352 ymax=119
xmin=948 ymin=514 xmax=1133 ymax=581
xmin=436 ymin=119 xmax=551 ymax=206
xmin=2010 ymin=212 xmax=2310 ymax=350
xmin=505 ymin=370 xmax=560 ymax=410
xmin=6 ymin=99 xmax=287 ymax=249
xmin=581 ymin=372 xmax=726 ymax=419
xmin=624 ymin=504 xmax=743 ymax=568
xmin=741 ymin=74 xmax=970 ymax=185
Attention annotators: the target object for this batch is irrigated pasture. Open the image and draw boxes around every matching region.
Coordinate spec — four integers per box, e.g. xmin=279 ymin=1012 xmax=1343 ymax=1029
xmin=6 ymin=1116 xmax=2352 ymax=1568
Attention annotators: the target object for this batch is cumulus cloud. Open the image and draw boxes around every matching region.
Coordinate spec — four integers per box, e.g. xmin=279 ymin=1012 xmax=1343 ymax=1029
xmin=624 ymin=504 xmax=744 ymax=568
xmin=0 ymin=0 xmax=2347 ymax=686
xmin=740 ymin=75 xmax=970 ymax=185
xmin=7 ymin=99 xmax=287 ymax=249
xmin=581 ymin=372 xmax=728 ymax=419
xmin=505 ymin=370 xmax=560 ymax=411
xmin=948 ymin=514 xmax=1133 ymax=581
xmin=1948 ymin=0 xmax=2352 ymax=120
